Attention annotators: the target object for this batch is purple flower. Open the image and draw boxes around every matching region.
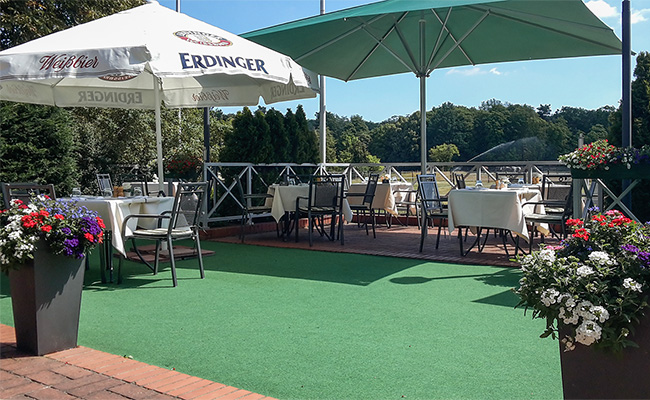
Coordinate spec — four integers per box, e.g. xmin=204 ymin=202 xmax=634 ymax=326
xmin=61 ymin=227 xmax=72 ymax=235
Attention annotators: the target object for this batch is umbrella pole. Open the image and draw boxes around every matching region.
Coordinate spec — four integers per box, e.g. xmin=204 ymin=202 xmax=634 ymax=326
xmin=420 ymin=75 xmax=427 ymax=175
xmin=154 ymin=75 xmax=165 ymax=188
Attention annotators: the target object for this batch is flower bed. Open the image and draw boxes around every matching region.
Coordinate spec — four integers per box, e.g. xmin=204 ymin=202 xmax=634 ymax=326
xmin=0 ymin=196 xmax=105 ymax=273
xmin=515 ymin=209 xmax=650 ymax=353
xmin=559 ymin=139 xmax=650 ymax=172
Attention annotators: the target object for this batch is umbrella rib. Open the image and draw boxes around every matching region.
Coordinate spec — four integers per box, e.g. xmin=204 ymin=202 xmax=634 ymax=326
xmin=391 ymin=13 xmax=422 ymax=75
xmin=295 ymin=14 xmax=386 ymax=62
xmin=429 ymin=11 xmax=489 ymax=72
xmin=348 ymin=13 xmax=417 ymax=80
xmin=467 ymin=4 xmax=621 ymax=53
xmin=428 ymin=8 xmax=475 ymax=71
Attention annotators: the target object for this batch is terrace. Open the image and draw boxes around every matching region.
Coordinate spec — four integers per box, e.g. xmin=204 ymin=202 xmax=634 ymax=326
xmin=0 ymin=213 xmax=564 ymax=399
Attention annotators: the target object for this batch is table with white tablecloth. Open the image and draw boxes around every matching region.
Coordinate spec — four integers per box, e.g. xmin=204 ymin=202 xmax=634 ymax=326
xmin=448 ymin=186 xmax=548 ymax=242
xmin=266 ymin=184 xmax=353 ymax=223
xmin=347 ymin=182 xmax=414 ymax=216
xmin=67 ymin=196 xmax=174 ymax=256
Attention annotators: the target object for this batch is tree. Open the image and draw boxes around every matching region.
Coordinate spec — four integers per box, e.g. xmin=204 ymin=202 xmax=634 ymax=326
xmin=1 ymin=0 xmax=145 ymax=50
xmin=295 ymin=105 xmax=318 ymax=163
xmin=265 ymin=108 xmax=289 ymax=162
xmin=428 ymin=143 xmax=460 ymax=162
xmin=0 ymin=102 xmax=77 ymax=195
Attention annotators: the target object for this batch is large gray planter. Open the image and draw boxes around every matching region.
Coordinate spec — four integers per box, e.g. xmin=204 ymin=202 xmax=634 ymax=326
xmin=9 ymin=241 xmax=86 ymax=356
xmin=559 ymin=311 xmax=650 ymax=399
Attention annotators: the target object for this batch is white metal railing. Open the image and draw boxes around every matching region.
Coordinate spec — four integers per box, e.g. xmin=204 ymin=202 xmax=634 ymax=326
xmin=201 ymin=161 xmax=568 ymax=224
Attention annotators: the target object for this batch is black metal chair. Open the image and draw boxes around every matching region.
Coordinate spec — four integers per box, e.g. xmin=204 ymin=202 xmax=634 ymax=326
xmin=418 ymin=174 xmax=448 ymax=252
xmin=346 ymin=173 xmax=379 ymax=238
xmin=390 ymin=187 xmax=419 ymax=228
xmin=453 ymin=173 xmax=467 ymax=189
xmin=96 ymin=174 xmax=113 ymax=196
xmin=295 ymin=174 xmax=346 ymax=246
xmin=234 ymin=174 xmax=277 ymax=242
xmin=521 ymin=181 xmax=574 ymax=253
xmin=117 ymin=182 xmax=208 ymax=287
xmin=1 ymin=182 xmax=56 ymax=208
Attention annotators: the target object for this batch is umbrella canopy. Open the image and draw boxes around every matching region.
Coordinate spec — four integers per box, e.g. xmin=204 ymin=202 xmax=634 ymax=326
xmin=244 ymin=0 xmax=622 ymax=172
xmin=0 ymin=0 xmax=319 ymax=182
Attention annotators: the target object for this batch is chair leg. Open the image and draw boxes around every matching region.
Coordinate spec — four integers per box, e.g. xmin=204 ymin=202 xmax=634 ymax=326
xmin=419 ymin=217 xmax=428 ymax=252
xmin=117 ymin=254 xmax=123 ymax=284
xmin=371 ymin=209 xmax=376 ymax=238
xmin=240 ymin=213 xmax=246 ymax=243
xmin=195 ymin=231 xmax=205 ymax=280
xmin=153 ymin=240 xmax=161 ymax=275
xmin=167 ymin=237 xmax=177 ymax=287
xmin=436 ymin=219 xmax=443 ymax=249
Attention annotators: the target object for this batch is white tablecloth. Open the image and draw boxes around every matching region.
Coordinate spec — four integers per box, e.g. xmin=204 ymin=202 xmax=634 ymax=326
xmin=448 ymin=187 xmax=546 ymax=241
xmin=266 ymin=184 xmax=352 ymax=223
xmin=65 ymin=196 xmax=174 ymax=255
xmin=347 ymin=182 xmax=414 ymax=216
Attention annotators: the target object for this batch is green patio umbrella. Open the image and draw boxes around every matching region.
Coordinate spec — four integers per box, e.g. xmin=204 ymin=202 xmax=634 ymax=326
xmin=243 ymin=0 xmax=622 ymax=173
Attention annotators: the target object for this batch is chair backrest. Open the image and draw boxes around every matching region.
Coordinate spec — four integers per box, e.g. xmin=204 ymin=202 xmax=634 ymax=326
xmin=96 ymin=174 xmax=113 ymax=195
xmin=361 ymin=173 xmax=380 ymax=205
xmin=417 ymin=174 xmax=444 ymax=213
xmin=542 ymin=173 xmax=572 ymax=201
xmin=121 ymin=172 xmax=149 ymax=196
xmin=496 ymin=171 xmax=527 ymax=184
xmin=169 ymin=182 xmax=208 ymax=231
xmin=453 ymin=173 xmax=466 ymax=189
xmin=309 ymin=174 xmax=345 ymax=209
xmin=1 ymin=183 xmax=56 ymax=208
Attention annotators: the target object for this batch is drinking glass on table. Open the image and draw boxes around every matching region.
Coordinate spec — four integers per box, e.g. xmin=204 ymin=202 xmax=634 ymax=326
xmin=133 ymin=187 xmax=143 ymax=197
xmin=102 ymin=188 xmax=113 ymax=198
xmin=475 ymin=179 xmax=483 ymax=188
xmin=71 ymin=187 xmax=82 ymax=197
xmin=518 ymin=178 xmax=525 ymax=185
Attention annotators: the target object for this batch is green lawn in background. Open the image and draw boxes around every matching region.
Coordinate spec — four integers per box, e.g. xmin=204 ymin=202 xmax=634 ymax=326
xmin=0 ymin=241 xmax=562 ymax=400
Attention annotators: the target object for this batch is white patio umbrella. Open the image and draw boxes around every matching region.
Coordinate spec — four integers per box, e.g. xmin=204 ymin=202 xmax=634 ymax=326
xmin=0 ymin=0 xmax=319 ymax=183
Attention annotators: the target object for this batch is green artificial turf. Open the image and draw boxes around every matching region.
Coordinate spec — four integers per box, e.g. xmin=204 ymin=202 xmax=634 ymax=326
xmin=0 ymin=241 xmax=562 ymax=400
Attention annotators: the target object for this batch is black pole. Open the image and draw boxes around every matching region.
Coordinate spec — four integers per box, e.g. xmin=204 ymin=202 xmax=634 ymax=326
xmin=203 ymin=108 xmax=210 ymax=164
xmin=622 ymin=0 xmax=632 ymax=148
xmin=622 ymin=0 xmax=632 ymax=208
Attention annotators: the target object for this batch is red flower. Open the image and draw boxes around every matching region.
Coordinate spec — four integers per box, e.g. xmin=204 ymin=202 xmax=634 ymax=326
xmin=84 ymin=233 xmax=95 ymax=242
xmin=96 ymin=217 xmax=105 ymax=229
xmin=41 ymin=225 xmax=52 ymax=233
xmin=21 ymin=215 xmax=37 ymax=228
xmin=566 ymin=218 xmax=583 ymax=227
xmin=54 ymin=214 xmax=65 ymax=220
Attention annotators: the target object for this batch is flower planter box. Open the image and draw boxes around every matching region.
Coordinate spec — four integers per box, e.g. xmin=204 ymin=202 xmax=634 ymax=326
xmin=9 ymin=241 xmax=86 ymax=356
xmin=559 ymin=311 xmax=650 ymax=399
xmin=570 ymin=164 xmax=650 ymax=180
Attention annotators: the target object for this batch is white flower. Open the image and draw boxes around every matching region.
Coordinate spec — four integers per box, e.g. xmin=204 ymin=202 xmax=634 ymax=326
xmin=576 ymin=265 xmax=594 ymax=277
xmin=559 ymin=307 xmax=579 ymax=325
xmin=623 ymin=278 xmax=643 ymax=292
xmin=541 ymin=288 xmax=560 ymax=307
xmin=591 ymin=306 xmax=610 ymax=323
xmin=538 ymin=249 xmax=556 ymax=265
xmin=577 ymin=300 xmax=595 ymax=319
xmin=575 ymin=321 xmax=602 ymax=346
xmin=588 ymin=251 xmax=616 ymax=266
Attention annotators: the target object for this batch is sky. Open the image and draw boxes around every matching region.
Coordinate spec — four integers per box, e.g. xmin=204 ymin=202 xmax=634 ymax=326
xmin=157 ymin=0 xmax=650 ymax=122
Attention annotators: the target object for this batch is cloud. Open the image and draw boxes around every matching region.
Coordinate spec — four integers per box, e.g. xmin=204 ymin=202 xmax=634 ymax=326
xmin=632 ymin=9 xmax=650 ymax=24
xmin=586 ymin=0 xmax=618 ymax=19
xmin=446 ymin=66 xmax=503 ymax=76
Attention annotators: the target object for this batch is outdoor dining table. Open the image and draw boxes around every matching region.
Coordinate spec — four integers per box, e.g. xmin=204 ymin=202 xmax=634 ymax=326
xmin=447 ymin=186 xmax=548 ymax=255
xmin=266 ymin=184 xmax=353 ymax=235
xmin=62 ymin=195 xmax=175 ymax=281
xmin=347 ymin=181 xmax=414 ymax=216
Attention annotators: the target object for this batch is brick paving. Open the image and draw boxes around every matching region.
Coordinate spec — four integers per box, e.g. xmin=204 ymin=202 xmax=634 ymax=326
xmin=0 ymin=325 xmax=277 ymax=400
xmin=2 ymin=218 xmax=558 ymax=400
xmin=207 ymin=216 xmax=560 ymax=268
